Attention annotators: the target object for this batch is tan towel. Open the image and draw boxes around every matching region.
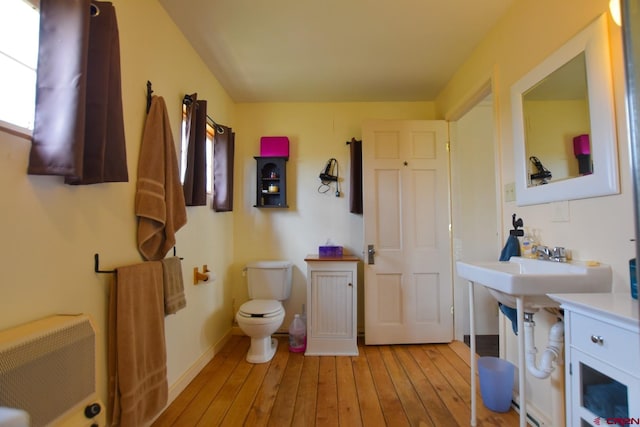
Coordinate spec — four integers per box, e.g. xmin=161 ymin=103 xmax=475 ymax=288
xmin=161 ymin=256 xmax=186 ymax=315
xmin=108 ymin=261 xmax=168 ymax=427
xmin=136 ymin=96 xmax=187 ymax=261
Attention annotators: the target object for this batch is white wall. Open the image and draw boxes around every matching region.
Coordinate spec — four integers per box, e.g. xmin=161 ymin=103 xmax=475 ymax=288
xmin=451 ymin=97 xmax=501 ymax=337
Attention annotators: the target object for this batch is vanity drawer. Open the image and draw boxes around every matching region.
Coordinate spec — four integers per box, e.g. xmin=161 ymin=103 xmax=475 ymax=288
xmin=569 ymin=312 xmax=640 ymax=372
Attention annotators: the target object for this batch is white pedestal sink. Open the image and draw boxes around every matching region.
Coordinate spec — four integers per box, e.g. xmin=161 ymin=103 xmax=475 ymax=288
xmin=456 ymin=256 xmax=612 ymax=427
xmin=458 ymin=257 xmax=612 ymax=311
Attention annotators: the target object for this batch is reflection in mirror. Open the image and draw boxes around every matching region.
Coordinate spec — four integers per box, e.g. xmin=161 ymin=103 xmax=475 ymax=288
xmin=511 ymin=14 xmax=619 ymax=205
xmin=523 ymin=52 xmax=591 ymax=186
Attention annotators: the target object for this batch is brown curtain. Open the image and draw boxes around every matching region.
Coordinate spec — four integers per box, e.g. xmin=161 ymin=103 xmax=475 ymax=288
xmin=28 ymin=0 xmax=128 ymax=184
xmin=349 ymin=138 xmax=363 ymax=214
xmin=212 ymin=126 xmax=235 ymax=212
xmin=182 ymin=94 xmax=207 ymax=206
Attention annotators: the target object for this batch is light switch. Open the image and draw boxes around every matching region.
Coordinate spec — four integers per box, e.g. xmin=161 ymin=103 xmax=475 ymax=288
xmin=504 ymin=182 xmax=516 ymax=202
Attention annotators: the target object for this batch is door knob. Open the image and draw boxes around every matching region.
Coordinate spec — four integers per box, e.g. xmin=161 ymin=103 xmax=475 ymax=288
xmin=367 ymin=244 xmax=376 ymax=264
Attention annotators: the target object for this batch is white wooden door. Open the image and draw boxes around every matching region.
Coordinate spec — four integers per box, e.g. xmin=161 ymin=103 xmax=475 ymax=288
xmin=363 ymin=120 xmax=453 ymax=344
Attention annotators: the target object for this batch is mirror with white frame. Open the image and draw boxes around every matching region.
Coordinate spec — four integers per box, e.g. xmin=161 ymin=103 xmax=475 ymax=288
xmin=511 ymin=14 xmax=619 ymax=206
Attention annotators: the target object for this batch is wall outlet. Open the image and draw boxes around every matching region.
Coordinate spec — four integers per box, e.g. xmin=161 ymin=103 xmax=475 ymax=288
xmin=504 ymin=182 xmax=516 ymax=202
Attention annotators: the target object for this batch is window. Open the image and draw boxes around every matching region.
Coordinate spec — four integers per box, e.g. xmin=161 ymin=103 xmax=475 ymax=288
xmin=0 ymin=0 xmax=39 ymax=133
xmin=180 ymin=103 xmax=214 ymax=195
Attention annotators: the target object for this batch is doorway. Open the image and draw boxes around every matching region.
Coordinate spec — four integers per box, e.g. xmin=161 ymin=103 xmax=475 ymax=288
xmin=449 ymin=92 xmax=502 ymax=349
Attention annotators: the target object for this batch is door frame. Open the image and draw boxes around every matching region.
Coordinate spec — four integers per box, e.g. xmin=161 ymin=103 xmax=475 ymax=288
xmin=445 ymin=80 xmax=504 ymax=343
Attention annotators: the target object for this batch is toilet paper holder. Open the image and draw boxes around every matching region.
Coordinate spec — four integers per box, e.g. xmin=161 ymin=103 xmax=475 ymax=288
xmin=193 ymin=265 xmax=210 ymax=284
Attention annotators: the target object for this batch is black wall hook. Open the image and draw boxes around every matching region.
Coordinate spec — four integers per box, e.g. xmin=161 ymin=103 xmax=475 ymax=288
xmin=146 ymin=81 xmax=153 ymax=113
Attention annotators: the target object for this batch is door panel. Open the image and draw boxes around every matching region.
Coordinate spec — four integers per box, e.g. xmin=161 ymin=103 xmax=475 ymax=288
xmin=363 ymin=120 xmax=453 ymax=344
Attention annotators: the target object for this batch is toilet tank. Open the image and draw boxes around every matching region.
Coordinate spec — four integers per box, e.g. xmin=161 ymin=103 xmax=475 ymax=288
xmin=246 ymin=261 xmax=293 ymax=300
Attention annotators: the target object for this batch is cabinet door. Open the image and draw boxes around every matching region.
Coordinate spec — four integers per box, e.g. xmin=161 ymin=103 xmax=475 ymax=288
xmin=569 ymin=348 xmax=640 ymax=425
xmin=310 ymin=270 xmax=354 ymax=339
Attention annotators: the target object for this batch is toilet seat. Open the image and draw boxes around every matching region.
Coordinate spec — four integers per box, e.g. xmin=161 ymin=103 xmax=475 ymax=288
xmin=238 ymin=299 xmax=283 ymax=318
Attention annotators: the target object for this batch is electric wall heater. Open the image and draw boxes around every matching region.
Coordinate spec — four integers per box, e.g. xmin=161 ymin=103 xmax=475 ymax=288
xmin=0 ymin=314 xmax=105 ymax=427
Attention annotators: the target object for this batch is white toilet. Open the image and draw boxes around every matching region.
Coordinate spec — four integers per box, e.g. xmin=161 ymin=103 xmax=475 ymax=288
xmin=236 ymin=260 xmax=293 ymax=363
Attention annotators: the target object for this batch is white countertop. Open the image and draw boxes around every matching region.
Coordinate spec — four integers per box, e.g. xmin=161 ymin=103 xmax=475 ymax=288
xmin=548 ymin=293 xmax=639 ymax=331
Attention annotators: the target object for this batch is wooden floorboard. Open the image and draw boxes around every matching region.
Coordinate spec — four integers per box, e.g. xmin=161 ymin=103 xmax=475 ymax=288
xmin=364 ymin=345 xmax=411 ymax=427
xmin=351 ymin=348 xmax=386 ymax=427
xmin=152 ymin=336 xmax=521 ymax=426
xmin=291 ymin=355 xmax=319 ymax=426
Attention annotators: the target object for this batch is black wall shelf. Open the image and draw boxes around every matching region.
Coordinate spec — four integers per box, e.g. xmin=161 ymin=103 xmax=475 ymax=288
xmin=254 ymin=156 xmax=288 ymax=208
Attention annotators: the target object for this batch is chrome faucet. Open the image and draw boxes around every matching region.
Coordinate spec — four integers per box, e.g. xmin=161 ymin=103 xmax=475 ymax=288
xmin=550 ymin=247 xmax=567 ymax=262
xmin=532 ymin=245 xmax=551 ymax=260
xmin=532 ymin=245 xmax=566 ymax=262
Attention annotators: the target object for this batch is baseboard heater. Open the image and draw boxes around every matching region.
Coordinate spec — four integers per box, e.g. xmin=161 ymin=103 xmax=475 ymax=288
xmin=0 ymin=314 xmax=105 ymax=427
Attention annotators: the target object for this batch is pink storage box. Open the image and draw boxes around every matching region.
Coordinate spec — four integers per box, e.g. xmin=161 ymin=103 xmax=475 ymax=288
xmin=573 ymin=134 xmax=591 ymax=156
xmin=260 ymin=136 xmax=289 ymax=159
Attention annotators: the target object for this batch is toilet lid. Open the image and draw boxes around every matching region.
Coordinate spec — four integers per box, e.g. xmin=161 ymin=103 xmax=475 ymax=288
xmin=238 ymin=300 xmax=283 ymax=318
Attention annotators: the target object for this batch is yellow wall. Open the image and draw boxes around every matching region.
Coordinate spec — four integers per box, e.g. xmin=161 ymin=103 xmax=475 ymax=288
xmin=0 ymin=0 xmax=237 ymax=410
xmin=1 ymin=0 xmax=635 ymax=423
xmin=232 ymin=102 xmax=435 ymax=331
xmin=438 ymin=0 xmax=633 ymax=294
xmin=524 ymin=99 xmax=590 ymax=181
xmin=437 ymin=0 xmax=634 ymax=422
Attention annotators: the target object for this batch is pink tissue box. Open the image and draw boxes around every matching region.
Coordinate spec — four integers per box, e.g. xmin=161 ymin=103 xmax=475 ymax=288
xmin=260 ymin=136 xmax=289 ymax=159
xmin=319 ymin=246 xmax=343 ymax=257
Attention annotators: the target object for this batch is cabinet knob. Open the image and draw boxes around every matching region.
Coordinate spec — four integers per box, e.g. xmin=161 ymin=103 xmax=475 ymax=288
xmin=590 ymin=335 xmax=604 ymax=345
xmin=348 ymin=283 xmax=352 ymax=287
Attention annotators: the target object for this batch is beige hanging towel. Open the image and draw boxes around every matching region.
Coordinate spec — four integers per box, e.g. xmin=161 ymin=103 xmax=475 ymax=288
xmin=108 ymin=261 xmax=167 ymax=427
xmin=161 ymin=256 xmax=186 ymax=315
xmin=136 ymin=96 xmax=187 ymax=261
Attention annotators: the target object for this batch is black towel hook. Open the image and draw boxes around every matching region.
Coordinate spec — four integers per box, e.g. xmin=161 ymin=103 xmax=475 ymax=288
xmin=146 ymin=81 xmax=153 ymax=114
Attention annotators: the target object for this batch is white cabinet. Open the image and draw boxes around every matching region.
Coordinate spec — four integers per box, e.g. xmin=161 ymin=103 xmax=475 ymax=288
xmin=549 ymin=293 xmax=640 ymax=426
xmin=304 ymin=255 xmax=359 ymax=356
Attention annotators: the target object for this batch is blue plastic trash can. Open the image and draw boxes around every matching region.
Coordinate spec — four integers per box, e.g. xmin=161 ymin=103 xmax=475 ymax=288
xmin=477 ymin=356 xmax=515 ymax=412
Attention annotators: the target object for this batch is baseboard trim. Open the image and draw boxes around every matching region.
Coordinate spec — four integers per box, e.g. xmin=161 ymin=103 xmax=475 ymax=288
xmin=167 ymin=329 xmax=233 ymax=403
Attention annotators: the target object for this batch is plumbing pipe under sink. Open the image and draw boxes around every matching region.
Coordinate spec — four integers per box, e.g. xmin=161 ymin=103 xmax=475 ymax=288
xmin=522 ymin=312 xmax=566 ymax=426
xmin=523 ymin=313 xmax=564 ymax=379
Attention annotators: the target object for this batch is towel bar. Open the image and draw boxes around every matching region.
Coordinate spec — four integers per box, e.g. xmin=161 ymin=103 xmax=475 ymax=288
xmin=94 ymin=248 xmax=181 ymax=274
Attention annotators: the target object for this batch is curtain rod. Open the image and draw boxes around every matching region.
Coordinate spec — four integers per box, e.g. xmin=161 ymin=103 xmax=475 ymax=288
xmin=182 ymin=94 xmax=225 ymax=134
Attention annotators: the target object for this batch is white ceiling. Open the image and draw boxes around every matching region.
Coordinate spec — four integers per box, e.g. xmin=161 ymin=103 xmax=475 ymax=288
xmin=158 ymin=0 xmax=516 ymax=103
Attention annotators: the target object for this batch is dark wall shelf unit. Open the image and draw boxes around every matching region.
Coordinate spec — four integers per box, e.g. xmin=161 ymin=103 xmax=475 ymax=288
xmin=254 ymin=156 xmax=288 ymax=208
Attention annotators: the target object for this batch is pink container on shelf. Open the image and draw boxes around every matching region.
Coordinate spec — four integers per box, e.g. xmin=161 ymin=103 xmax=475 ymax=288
xmin=573 ymin=134 xmax=591 ymax=155
xmin=260 ymin=136 xmax=289 ymax=159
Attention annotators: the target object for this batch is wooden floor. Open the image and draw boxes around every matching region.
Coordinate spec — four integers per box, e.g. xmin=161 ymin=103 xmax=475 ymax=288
xmin=152 ymin=335 xmax=520 ymax=426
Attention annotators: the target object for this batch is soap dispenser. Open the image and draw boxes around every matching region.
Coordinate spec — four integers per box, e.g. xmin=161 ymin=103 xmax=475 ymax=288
xmin=521 ymin=228 xmax=534 ymax=258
